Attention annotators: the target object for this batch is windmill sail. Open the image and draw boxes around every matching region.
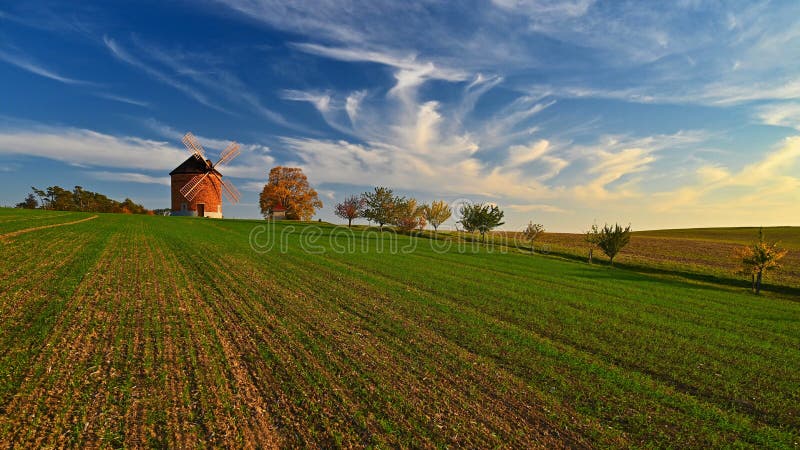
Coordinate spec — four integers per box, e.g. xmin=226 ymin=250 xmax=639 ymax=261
xmin=179 ymin=173 xmax=208 ymax=201
xmin=215 ymin=142 xmax=240 ymax=167
xmin=176 ymin=132 xmax=242 ymax=210
xmin=182 ymin=132 xmax=206 ymax=162
xmin=219 ymin=178 xmax=241 ymax=204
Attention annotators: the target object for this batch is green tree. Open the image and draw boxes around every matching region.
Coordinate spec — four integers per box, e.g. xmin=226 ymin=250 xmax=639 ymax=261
xmin=458 ymin=203 xmax=505 ymax=242
xmin=31 ymin=187 xmax=47 ymax=209
xmin=47 ymin=186 xmax=75 ymax=211
xmin=73 ymin=186 xmax=86 ymax=211
xmin=362 ymin=187 xmax=401 ymax=229
xmin=584 ymin=223 xmax=601 ymax=264
xmin=597 ymin=223 xmax=631 ymax=266
xmin=393 ymin=198 xmax=424 ymax=231
xmin=421 ymin=200 xmax=452 ymax=232
xmin=735 ymin=228 xmax=788 ymax=294
xmin=15 ymin=194 xmax=38 ymax=209
xmin=25 ymin=186 xmax=149 ymax=214
xmin=521 ymin=221 xmax=545 ymax=253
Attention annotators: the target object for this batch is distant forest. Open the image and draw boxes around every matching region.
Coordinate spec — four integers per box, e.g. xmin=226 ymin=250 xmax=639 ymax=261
xmin=16 ymin=186 xmax=152 ymax=215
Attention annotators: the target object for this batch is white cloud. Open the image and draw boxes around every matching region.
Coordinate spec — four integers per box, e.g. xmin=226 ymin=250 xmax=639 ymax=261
xmin=653 ymin=135 xmax=800 ymax=214
xmin=93 ymin=92 xmax=149 ymax=107
xmin=292 ymin=43 xmax=468 ymax=87
xmin=0 ymin=48 xmax=90 ymax=85
xmin=0 ymin=126 xmax=186 ymax=171
xmin=282 ymin=89 xmax=332 ymax=112
xmin=278 ymin=135 xmax=558 ymax=202
xmin=345 ymin=90 xmax=367 ymax=123
xmin=756 ymin=102 xmax=800 ymax=130
xmin=103 ymin=36 xmax=227 ymax=113
xmin=141 ymin=118 xmax=275 ymax=180
xmin=507 ymin=140 xmax=551 ymax=166
xmin=507 ymin=203 xmax=568 ymax=213
xmin=491 ymin=0 xmax=594 ymax=19
xmin=88 ymin=171 xmax=169 ymax=185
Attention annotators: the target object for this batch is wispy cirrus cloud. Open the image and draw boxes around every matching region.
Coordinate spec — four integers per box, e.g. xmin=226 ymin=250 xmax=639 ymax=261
xmin=756 ymin=102 xmax=800 ymax=130
xmin=88 ymin=171 xmax=169 ymax=185
xmin=103 ymin=36 xmax=227 ymax=113
xmin=0 ymin=48 xmax=91 ymax=85
xmin=0 ymin=124 xmax=186 ymax=171
xmin=0 ymin=119 xmax=276 ymax=186
xmin=281 ymin=89 xmax=332 ymax=112
xmin=141 ymin=118 xmax=275 ymax=180
xmin=652 ymin=136 xmax=800 ymax=225
xmin=93 ymin=92 xmax=149 ymax=107
xmin=104 ymin=35 xmax=302 ymax=129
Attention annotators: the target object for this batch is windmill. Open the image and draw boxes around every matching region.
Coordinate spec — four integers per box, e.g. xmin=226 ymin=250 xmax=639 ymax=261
xmin=169 ymin=132 xmax=241 ymax=218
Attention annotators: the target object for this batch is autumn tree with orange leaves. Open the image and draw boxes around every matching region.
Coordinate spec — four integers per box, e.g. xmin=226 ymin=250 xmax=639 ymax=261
xmin=259 ymin=166 xmax=322 ymax=221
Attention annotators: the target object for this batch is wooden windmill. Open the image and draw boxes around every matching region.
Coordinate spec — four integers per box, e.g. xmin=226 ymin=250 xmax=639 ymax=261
xmin=169 ymin=132 xmax=241 ymax=218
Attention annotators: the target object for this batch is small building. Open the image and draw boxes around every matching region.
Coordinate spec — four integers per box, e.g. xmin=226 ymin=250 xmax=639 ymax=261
xmin=270 ymin=203 xmax=287 ymax=220
xmin=169 ymin=156 xmax=223 ymax=218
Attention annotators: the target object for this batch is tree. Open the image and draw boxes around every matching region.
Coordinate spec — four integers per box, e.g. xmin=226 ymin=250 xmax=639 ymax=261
xmin=259 ymin=166 xmax=323 ymax=221
xmin=362 ymin=187 xmax=400 ymax=229
xmin=584 ymin=223 xmax=601 ymax=264
xmin=734 ymin=228 xmax=788 ymax=294
xmin=15 ymin=194 xmax=38 ymax=209
xmin=335 ymin=195 xmax=365 ymax=227
xmin=20 ymin=186 xmax=149 ymax=214
xmin=393 ymin=198 xmax=424 ymax=231
xmin=521 ymin=221 xmax=545 ymax=253
xmin=47 ymin=186 xmax=74 ymax=211
xmin=421 ymin=200 xmax=452 ymax=232
xmin=597 ymin=223 xmax=631 ymax=266
xmin=458 ymin=203 xmax=505 ymax=242
xmin=417 ymin=215 xmax=427 ymax=231
xmin=73 ymin=186 xmax=86 ymax=211
xmin=31 ymin=187 xmax=47 ymax=209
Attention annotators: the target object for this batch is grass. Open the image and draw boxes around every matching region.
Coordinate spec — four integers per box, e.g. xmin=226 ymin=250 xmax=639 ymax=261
xmin=445 ymin=226 xmax=800 ymax=291
xmin=0 ymin=208 xmax=798 ymax=448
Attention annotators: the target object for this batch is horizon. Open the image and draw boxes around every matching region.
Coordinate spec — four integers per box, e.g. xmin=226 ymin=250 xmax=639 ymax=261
xmin=1 ymin=1 xmax=800 ymax=232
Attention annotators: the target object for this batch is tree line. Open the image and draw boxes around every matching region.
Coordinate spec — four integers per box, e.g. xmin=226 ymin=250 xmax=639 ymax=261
xmin=15 ymin=186 xmax=151 ymax=214
xmin=337 ymin=187 xmax=506 ymax=236
xmin=336 ymin=187 xmax=453 ymax=232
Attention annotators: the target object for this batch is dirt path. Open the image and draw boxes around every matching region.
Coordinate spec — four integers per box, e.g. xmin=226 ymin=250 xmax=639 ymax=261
xmin=0 ymin=215 xmax=98 ymax=239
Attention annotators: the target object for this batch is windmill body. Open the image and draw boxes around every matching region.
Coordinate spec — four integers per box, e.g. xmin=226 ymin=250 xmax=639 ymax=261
xmin=170 ymin=132 xmax=241 ymax=218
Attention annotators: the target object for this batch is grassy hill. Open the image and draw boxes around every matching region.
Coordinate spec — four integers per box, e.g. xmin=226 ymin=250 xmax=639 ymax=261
xmin=0 ymin=208 xmax=798 ymax=447
xmin=478 ymin=226 xmax=800 ymax=290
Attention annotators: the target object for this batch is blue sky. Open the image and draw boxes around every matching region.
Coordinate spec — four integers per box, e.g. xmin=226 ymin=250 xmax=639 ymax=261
xmin=1 ymin=0 xmax=799 ymax=231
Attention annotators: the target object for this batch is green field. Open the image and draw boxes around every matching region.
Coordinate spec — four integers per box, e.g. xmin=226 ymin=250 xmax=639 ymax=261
xmin=0 ymin=208 xmax=798 ymax=448
xmin=478 ymin=226 xmax=800 ymax=290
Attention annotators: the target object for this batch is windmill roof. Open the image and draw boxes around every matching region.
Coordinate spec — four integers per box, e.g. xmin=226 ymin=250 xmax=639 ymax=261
xmin=169 ymin=156 xmax=221 ymax=176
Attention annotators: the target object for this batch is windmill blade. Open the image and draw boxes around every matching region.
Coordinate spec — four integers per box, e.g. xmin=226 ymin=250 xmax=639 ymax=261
xmin=182 ymin=132 xmax=205 ymax=161
xmin=179 ymin=173 xmax=209 ymax=201
xmin=214 ymin=142 xmax=240 ymax=168
xmin=220 ymin=178 xmax=241 ymax=204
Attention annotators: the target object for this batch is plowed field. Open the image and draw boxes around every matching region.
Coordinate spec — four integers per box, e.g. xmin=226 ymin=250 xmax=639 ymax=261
xmin=0 ymin=209 xmax=798 ymax=448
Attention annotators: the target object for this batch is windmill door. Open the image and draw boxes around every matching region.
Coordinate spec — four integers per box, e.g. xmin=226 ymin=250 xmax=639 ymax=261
xmin=197 ymin=204 xmax=205 ymax=217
